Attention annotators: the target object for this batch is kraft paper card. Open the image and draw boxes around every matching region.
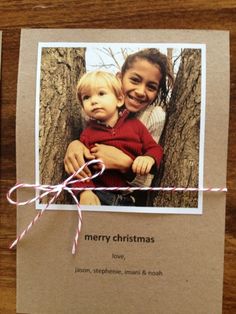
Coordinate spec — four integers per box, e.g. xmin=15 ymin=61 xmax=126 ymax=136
xmin=15 ymin=29 xmax=229 ymax=313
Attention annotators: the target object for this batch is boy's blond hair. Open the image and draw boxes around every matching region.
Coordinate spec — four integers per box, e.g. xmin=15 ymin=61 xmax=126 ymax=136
xmin=76 ymin=70 xmax=123 ymax=104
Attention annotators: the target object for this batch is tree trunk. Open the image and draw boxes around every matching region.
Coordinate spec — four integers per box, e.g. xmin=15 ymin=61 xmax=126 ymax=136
xmin=39 ymin=48 xmax=86 ymax=203
xmin=153 ymin=49 xmax=201 ymax=208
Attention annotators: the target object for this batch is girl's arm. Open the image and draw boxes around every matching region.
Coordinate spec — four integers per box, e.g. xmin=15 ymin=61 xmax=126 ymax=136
xmin=64 ymin=140 xmax=95 ymax=178
xmin=90 ymin=144 xmax=133 ymax=172
xmin=64 ymin=141 xmax=133 ymax=175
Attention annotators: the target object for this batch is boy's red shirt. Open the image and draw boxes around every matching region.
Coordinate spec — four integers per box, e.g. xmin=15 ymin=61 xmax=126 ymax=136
xmin=74 ymin=109 xmax=163 ymax=189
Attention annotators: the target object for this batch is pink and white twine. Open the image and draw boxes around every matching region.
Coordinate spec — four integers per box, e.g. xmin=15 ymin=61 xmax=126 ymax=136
xmin=7 ymin=159 xmax=105 ymax=255
xmin=7 ymin=159 xmax=227 ymax=254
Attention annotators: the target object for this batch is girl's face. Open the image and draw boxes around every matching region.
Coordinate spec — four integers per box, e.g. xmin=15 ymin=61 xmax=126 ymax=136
xmin=120 ymin=58 xmax=162 ymax=112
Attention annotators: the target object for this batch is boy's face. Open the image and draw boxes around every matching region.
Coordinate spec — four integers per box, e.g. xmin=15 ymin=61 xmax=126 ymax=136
xmin=81 ymin=78 xmax=124 ymax=127
xmin=119 ymin=58 xmax=162 ymax=113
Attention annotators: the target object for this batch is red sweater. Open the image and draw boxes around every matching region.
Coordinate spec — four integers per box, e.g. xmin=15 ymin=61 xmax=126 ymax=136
xmin=75 ymin=110 xmax=163 ymax=188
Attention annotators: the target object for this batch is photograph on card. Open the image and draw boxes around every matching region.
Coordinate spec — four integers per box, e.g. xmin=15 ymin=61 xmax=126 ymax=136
xmin=35 ymin=42 xmax=206 ymax=214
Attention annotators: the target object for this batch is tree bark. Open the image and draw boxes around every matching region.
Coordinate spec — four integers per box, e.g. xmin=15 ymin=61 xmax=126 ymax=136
xmin=153 ymin=49 xmax=201 ymax=208
xmin=39 ymin=48 xmax=86 ymax=203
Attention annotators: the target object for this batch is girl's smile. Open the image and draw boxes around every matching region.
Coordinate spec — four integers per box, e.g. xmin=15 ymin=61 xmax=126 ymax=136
xmin=120 ymin=59 xmax=162 ymax=112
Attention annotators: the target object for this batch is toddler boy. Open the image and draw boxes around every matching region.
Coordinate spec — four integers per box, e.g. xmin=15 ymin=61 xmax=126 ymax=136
xmin=74 ymin=70 xmax=163 ymax=206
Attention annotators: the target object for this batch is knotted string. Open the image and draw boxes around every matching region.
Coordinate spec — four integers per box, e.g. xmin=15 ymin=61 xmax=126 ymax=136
xmin=7 ymin=158 xmax=227 ymax=254
xmin=7 ymin=159 xmax=105 ymax=255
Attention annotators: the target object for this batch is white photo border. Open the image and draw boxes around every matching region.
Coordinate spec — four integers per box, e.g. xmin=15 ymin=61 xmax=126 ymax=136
xmin=35 ymin=42 xmax=206 ymax=215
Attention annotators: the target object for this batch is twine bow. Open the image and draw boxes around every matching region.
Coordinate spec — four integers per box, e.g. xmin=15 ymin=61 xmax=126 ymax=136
xmin=7 ymin=159 xmax=105 ymax=255
xmin=7 ymin=158 xmax=227 ymax=254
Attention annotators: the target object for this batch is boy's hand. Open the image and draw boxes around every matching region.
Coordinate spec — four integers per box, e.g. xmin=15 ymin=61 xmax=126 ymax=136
xmin=132 ymin=156 xmax=155 ymax=175
xmin=80 ymin=191 xmax=101 ymax=206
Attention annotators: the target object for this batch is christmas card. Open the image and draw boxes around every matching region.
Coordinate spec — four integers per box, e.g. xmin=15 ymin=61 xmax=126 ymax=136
xmin=14 ymin=29 xmax=229 ymax=314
